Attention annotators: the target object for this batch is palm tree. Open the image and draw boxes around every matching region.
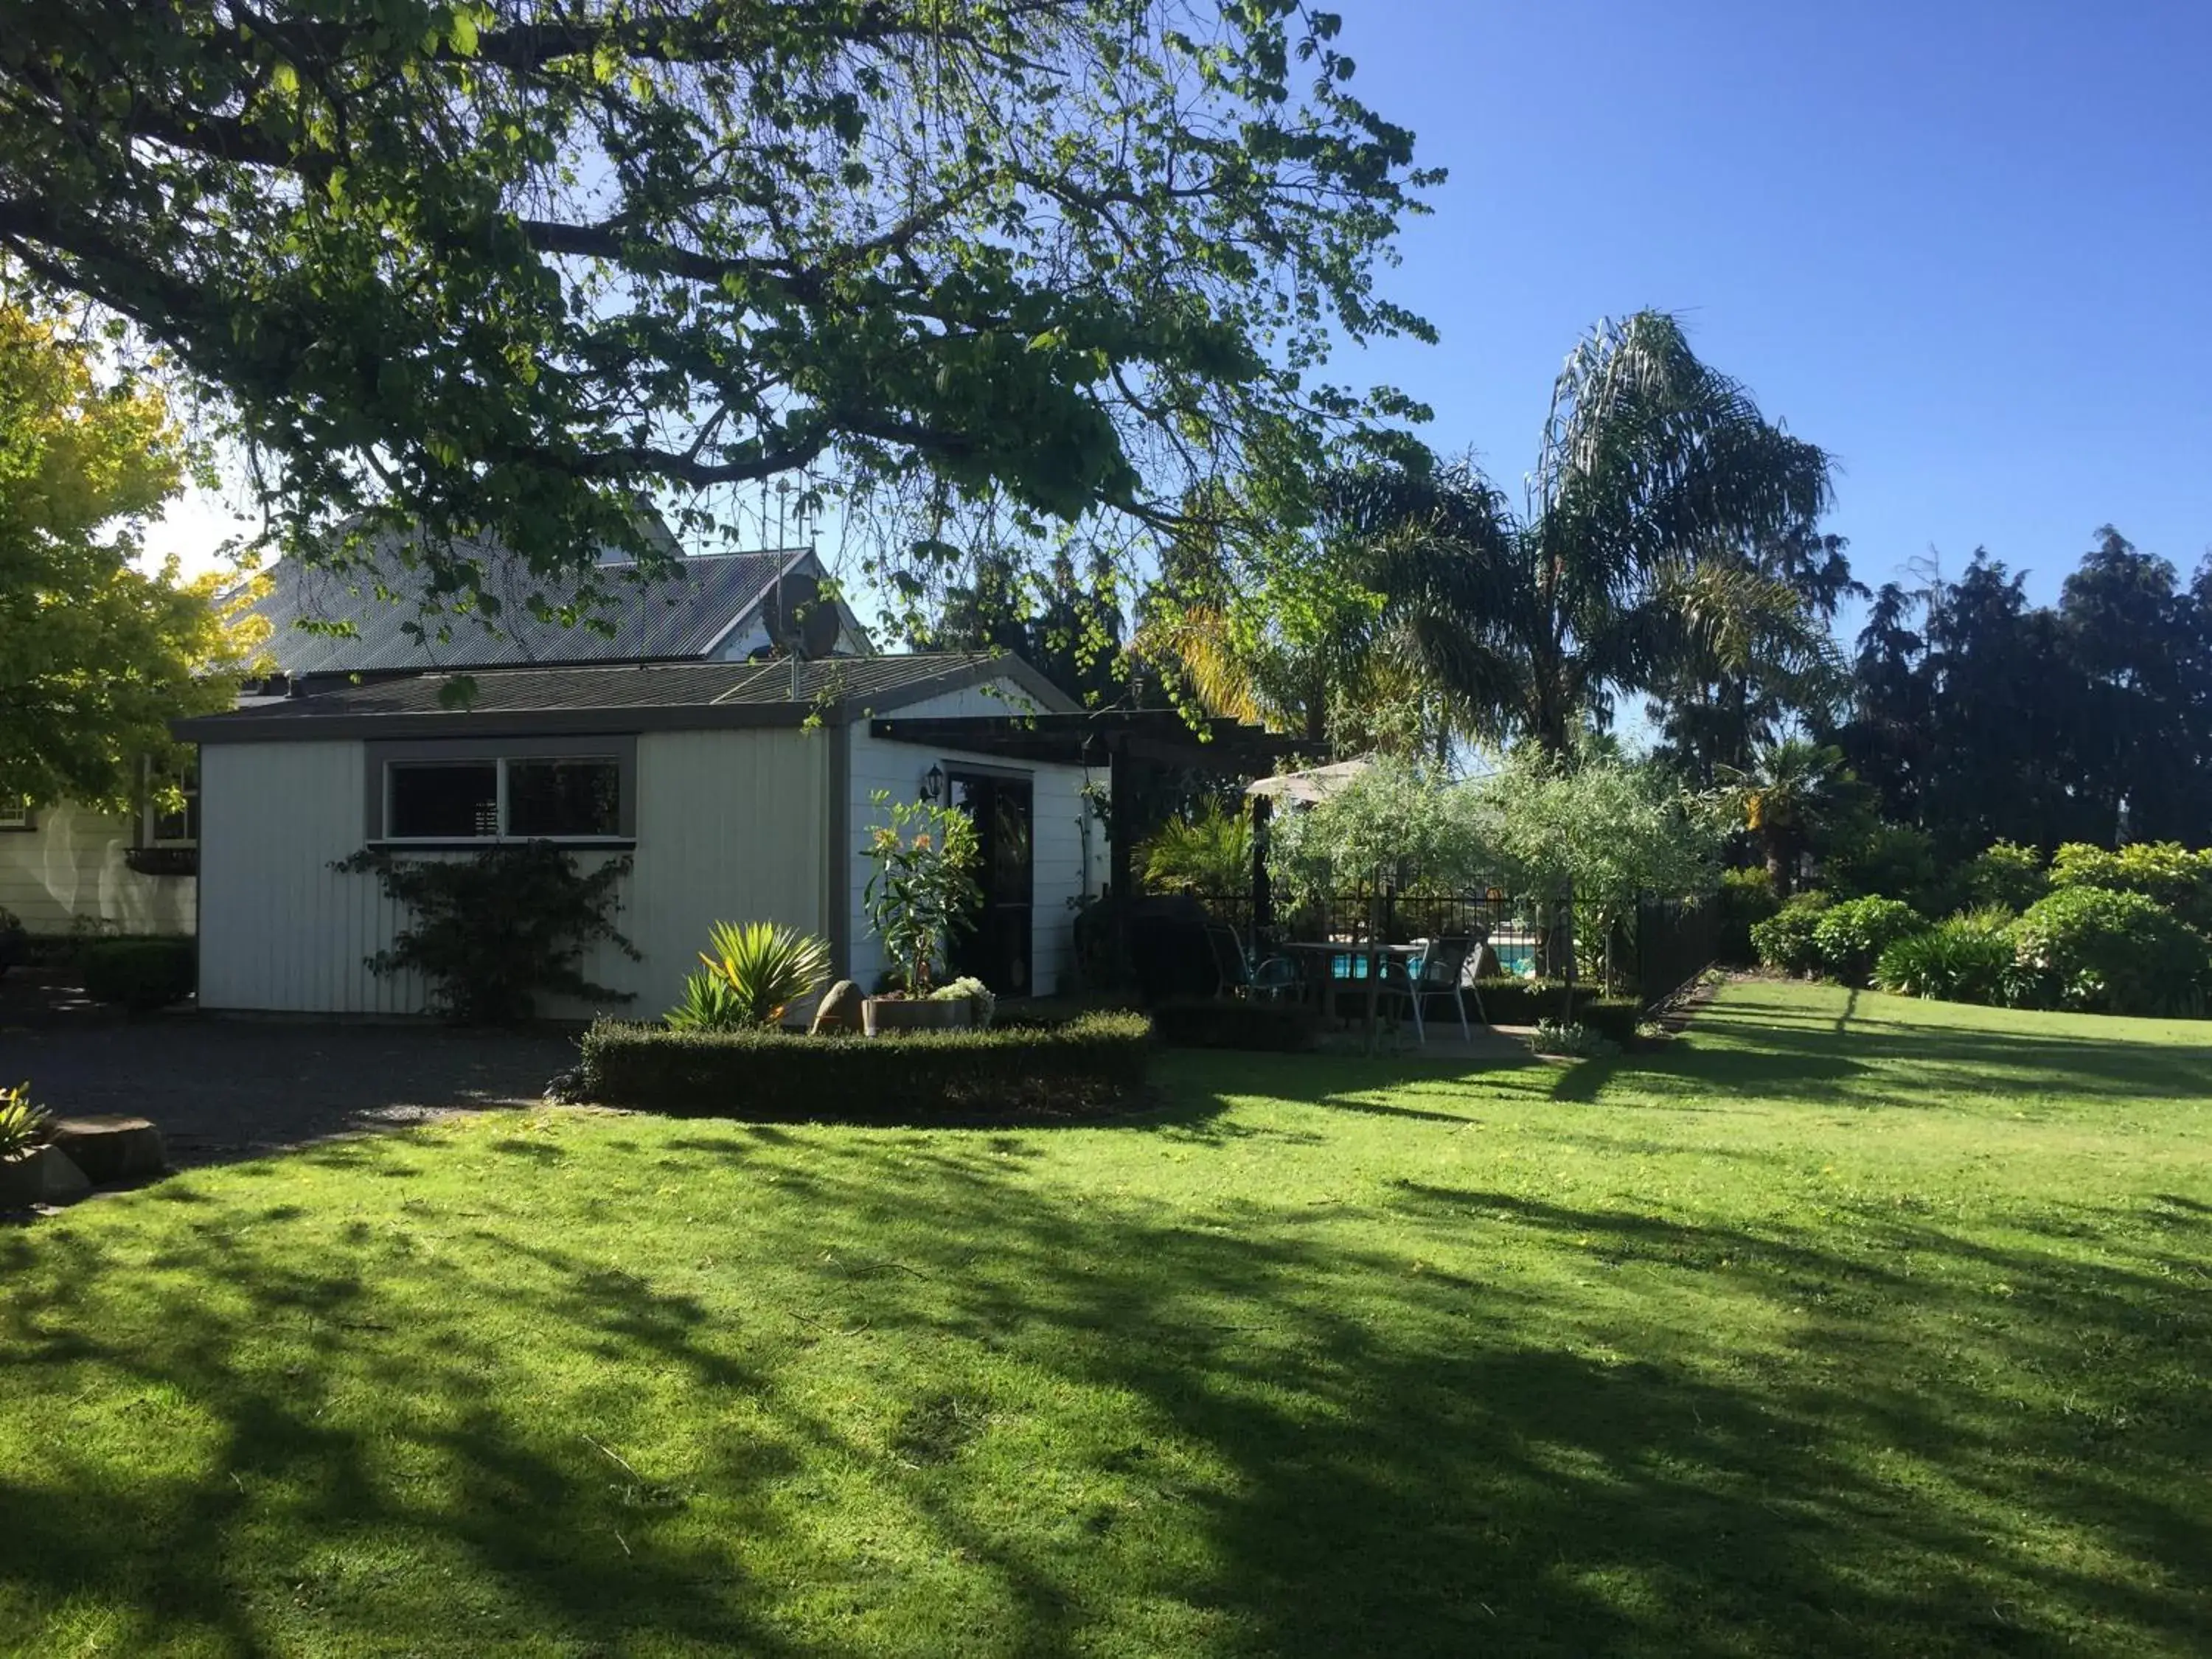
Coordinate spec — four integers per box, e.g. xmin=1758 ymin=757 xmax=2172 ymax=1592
xmin=1720 ymin=739 xmax=1854 ymax=894
xmin=1353 ymin=312 xmax=1833 ymax=758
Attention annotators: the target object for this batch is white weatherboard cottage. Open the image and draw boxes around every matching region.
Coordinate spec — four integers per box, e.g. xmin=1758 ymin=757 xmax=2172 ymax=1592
xmin=0 ymin=527 xmax=858 ymax=936
xmin=173 ymin=654 xmax=1107 ymax=1018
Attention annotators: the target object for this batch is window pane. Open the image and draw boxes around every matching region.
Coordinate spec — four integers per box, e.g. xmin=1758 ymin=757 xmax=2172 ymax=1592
xmin=152 ymin=797 xmax=198 ymax=844
xmin=507 ymin=759 xmax=620 ymax=838
xmin=388 ymin=762 xmax=498 ymax=838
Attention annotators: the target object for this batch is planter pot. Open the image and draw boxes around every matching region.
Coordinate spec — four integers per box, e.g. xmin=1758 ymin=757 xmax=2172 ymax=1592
xmin=863 ymin=995 xmax=975 ymax=1037
xmin=0 ymin=1144 xmax=92 ymax=1209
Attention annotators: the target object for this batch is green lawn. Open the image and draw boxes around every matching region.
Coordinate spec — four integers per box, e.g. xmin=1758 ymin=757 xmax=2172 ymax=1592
xmin=4 ymin=982 xmax=2209 ymax=1658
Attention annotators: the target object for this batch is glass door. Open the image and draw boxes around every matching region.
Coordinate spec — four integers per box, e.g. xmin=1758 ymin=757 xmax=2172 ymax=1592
xmin=947 ymin=771 xmax=1034 ymax=995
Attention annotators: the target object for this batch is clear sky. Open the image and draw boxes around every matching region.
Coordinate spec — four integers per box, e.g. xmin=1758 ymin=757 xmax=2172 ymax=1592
xmin=1336 ymin=0 xmax=2212 ymax=610
xmin=151 ymin=1 xmax=2212 ymax=621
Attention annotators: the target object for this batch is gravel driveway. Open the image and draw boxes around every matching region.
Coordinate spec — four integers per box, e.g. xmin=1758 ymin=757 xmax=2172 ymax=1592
xmin=2 ymin=1018 xmax=580 ymax=1169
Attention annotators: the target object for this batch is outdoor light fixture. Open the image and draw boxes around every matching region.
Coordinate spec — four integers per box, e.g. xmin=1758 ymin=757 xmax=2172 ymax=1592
xmin=920 ymin=764 xmax=945 ymax=803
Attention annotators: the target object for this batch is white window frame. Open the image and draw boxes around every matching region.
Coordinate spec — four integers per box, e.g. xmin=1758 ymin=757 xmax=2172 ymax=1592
xmin=372 ymin=745 xmax=634 ymax=845
xmin=0 ymin=804 xmax=30 ymax=832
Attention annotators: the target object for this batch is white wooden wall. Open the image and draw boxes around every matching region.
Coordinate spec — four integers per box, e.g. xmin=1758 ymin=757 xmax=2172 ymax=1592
xmin=0 ymin=804 xmax=193 ymax=934
xmin=198 ymin=728 xmax=835 ymax=1017
xmin=845 ymin=678 xmax=1104 ymax=998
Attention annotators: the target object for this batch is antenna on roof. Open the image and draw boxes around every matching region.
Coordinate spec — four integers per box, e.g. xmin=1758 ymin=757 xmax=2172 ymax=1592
xmin=763 ymin=570 xmax=838 ymax=698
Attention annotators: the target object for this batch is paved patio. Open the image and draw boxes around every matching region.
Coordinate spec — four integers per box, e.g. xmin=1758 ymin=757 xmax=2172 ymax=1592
xmin=2 ymin=1017 xmax=577 ymax=1170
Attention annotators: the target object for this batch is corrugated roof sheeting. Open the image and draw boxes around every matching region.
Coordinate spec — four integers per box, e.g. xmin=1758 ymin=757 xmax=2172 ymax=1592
xmin=191 ymin=653 xmax=1061 ymax=723
xmin=246 ymin=533 xmax=807 ymax=673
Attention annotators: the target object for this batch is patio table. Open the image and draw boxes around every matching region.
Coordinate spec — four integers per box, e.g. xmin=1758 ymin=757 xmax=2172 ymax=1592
xmin=1281 ymin=940 xmax=1425 ymax=1053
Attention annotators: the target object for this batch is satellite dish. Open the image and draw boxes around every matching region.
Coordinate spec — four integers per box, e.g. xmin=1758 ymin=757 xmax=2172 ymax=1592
xmin=762 ymin=571 xmax=840 ymax=660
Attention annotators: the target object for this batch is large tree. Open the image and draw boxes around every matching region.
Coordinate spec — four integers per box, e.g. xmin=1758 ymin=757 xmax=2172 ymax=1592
xmin=1648 ymin=525 xmax=1861 ymax=785
xmin=1352 ymin=312 xmax=1833 ymax=757
xmin=0 ymin=1 xmax=1436 ymax=609
xmin=0 ymin=302 xmax=265 ymax=810
xmin=1834 ymin=532 xmax=2212 ymax=856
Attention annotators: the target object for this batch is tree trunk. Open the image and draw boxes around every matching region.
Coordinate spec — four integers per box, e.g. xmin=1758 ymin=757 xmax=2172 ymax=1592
xmin=1764 ymin=840 xmax=1792 ymax=898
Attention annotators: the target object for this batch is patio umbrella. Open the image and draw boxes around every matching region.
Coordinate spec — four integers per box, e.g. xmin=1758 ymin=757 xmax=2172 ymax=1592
xmin=1242 ymin=757 xmax=1371 ymax=806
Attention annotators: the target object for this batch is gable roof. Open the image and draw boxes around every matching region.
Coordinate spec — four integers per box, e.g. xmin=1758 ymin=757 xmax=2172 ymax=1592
xmin=247 ymin=530 xmax=819 ymax=675
xmin=175 ymin=653 xmax=1079 ymax=744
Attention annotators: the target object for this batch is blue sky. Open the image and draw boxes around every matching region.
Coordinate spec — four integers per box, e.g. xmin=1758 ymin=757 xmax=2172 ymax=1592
xmin=1335 ymin=0 xmax=2212 ymax=611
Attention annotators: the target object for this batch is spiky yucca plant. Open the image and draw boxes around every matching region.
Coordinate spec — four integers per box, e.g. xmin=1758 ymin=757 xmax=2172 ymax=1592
xmin=689 ymin=922 xmax=832 ymax=1028
xmin=0 ymin=1083 xmax=50 ymax=1157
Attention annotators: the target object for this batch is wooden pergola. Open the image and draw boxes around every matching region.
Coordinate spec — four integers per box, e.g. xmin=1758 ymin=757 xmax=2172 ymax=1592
xmin=867 ymin=708 xmax=1303 ymax=950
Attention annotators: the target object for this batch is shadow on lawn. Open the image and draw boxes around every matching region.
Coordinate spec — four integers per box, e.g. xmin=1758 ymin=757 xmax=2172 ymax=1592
xmin=1632 ymin=998 xmax=2212 ymax=1110
xmin=2 ymin=1038 xmax=2208 ymax=1655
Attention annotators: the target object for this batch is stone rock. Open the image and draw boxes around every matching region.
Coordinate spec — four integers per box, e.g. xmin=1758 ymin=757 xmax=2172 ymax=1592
xmin=48 ymin=1116 xmax=167 ymax=1185
xmin=0 ymin=1145 xmax=92 ymax=1208
xmin=810 ymin=978 xmax=866 ymax=1035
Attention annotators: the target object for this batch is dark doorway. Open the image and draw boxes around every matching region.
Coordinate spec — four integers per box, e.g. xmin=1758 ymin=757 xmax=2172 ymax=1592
xmin=947 ymin=770 xmax=1034 ymax=995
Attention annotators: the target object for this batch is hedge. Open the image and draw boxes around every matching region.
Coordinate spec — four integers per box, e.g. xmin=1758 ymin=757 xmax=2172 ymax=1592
xmin=2008 ymin=886 xmax=2210 ymax=1017
xmin=1467 ymin=980 xmax=1641 ymax=1046
xmin=578 ymin=1011 xmax=1152 ymax=1119
xmin=1809 ymin=896 xmax=1926 ymax=987
xmin=1750 ymin=891 xmax=1831 ymax=977
xmin=80 ymin=936 xmax=195 ymax=1013
xmin=1150 ymin=997 xmax=1319 ymax=1051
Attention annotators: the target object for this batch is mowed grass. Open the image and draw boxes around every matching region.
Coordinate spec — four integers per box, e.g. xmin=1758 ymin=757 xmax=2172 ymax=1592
xmin=3 ymin=981 xmax=2208 ymax=1658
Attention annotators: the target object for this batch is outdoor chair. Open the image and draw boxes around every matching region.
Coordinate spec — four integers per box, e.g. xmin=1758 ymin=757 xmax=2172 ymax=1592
xmin=1206 ymin=922 xmax=1300 ymax=1002
xmin=1378 ymin=935 xmax=1483 ymax=1043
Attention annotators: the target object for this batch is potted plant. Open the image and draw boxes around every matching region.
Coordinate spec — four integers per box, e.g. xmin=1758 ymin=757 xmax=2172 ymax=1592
xmin=860 ymin=790 xmax=985 ymax=1035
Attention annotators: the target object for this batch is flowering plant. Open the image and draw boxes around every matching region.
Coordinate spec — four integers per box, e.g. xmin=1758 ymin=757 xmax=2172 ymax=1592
xmin=862 ymin=790 xmax=984 ymax=995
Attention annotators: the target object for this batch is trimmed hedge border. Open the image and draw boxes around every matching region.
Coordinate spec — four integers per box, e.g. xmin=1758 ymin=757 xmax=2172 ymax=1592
xmin=80 ymin=936 xmax=195 ymax=1013
xmin=1469 ymin=980 xmax=1642 ymax=1045
xmin=1150 ymin=997 xmax=1319 ymax=1051
xmin=579 ymin=1011 xmax=1152 ymax=1120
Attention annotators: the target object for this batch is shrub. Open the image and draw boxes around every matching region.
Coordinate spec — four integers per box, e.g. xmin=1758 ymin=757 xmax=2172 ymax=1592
xmin=1961 ymin=841 xmax=2048 ymax=911
xmin=1467 ymin=980 xmax=1641 ymax=1046
xmin=1829 ymin=822 xmax=1949 ymax=914
xmin=684 ymin=920 xmax=830 ymax=1027
xmin=993 ymin=993 xmax=1141 ymax=1032
xmin=1750 ymin=891 xmax=1831 ymax=977
xmin=578 ymin=1012 xmax=1152 ymax=1118
xmin=2008 ymin=886 xmax=2211 ymax=1017
xmin=2048 ymin=842 xmax=2212 ymax=931
xmin=334 ymin=842 xmax=637 ymax=1023
xmin=1873 ymin=910 xmax=2013 ymax=1004
xmin=0 ymin=907 xmax=24 ymax=980
xmin=928 ymin=975 xmax=996 ymax=1029
xmin=1714 ymin=868 xmax=1778 ymax=966
xmin=1809 ymin=896 xmax=1924 ymax=986
xmin=1150 ymin=997 xmax=1318 ymax=1051
xmin=0 ymin=1083 xmax=49 ymax=1156
xmin=1529 ymin=1019 xmax=1618 ymax=1059
xmin=80 ymin=937 xmax=195 ymax=1012
xmin=1137 ymin=801 xmax=1251 ymax=897
xmin=862 ymin=791 xmax=983 ymax=994
xmin=665 ymin=970 xmax=746 ymax=1032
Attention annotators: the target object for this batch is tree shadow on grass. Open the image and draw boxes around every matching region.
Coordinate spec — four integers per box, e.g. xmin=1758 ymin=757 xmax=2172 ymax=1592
xmin=7 ymin=1099 xmax=2211 ymax=1658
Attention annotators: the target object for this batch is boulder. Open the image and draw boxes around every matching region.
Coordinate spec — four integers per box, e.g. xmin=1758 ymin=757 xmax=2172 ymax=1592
xmin=48 ymin=1116 xmax=167 ymax=1185
xmin=0 ymin=1145 xmax=92 ymax=1208
xmin=810 ymin=978 xmax=866 ymax=1035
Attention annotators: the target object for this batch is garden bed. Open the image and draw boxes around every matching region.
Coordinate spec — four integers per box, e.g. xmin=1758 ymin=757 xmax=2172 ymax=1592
xmin=577 ymin=1011 xmax=1152 ymax=1121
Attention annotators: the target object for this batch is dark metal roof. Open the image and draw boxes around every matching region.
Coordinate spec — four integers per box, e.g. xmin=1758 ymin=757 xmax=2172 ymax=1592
xmin=246 ymin=529 xmax=815 ymax=674
xmin=869 ymin=711 xmax=1300 ymax=769
xmin=177 ymin=653 xmax=1080 ymax=743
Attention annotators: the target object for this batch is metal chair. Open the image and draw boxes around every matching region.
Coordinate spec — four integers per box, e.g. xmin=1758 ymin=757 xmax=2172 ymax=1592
xmin=1380 ymin=934 xmax=1482 ymax=1043
xmin=1206 ymin=922 xmax=1300 ymax=1002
